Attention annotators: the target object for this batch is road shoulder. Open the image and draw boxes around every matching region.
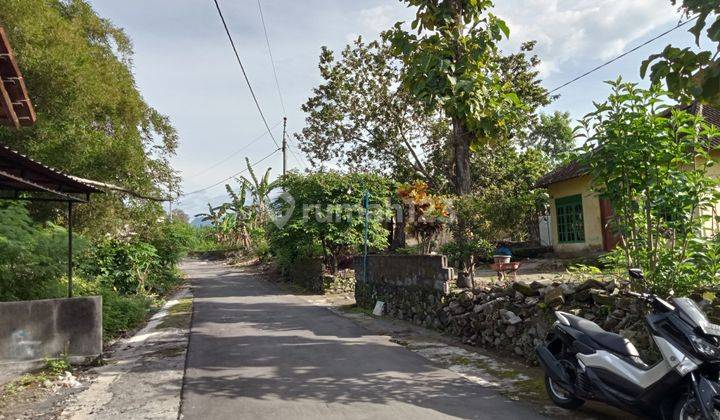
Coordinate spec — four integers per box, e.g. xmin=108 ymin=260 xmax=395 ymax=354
xmin=60 ymin=288 xmax=192 ymax=420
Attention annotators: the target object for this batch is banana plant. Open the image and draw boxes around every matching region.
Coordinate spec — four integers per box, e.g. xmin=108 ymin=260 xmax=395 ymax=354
xmin=220 ymin=180 xmax=253 ymax=249
xmin=240 ymin=157 xmax=277 ymax=225
xmin=194 ymin=203 xmax=227 ymax=243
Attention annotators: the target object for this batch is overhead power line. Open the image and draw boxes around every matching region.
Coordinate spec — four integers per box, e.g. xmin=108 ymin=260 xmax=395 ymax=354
xmin=257 ymin=0 xmax=286 ymax=116
xmin=187 ymin=120 xmax=283 ymax=179
xmin=287 ymin=136 xmax=310 ymax=168
xmin=183 ymin=148 xmax=281 ymax=196
xmin=213 ymin=0 xmax=280 ymax=149
xmin=286 ymin=142 xmax=305 ymax=168
xmin=548 ymin=16 xmax=699 ymax=94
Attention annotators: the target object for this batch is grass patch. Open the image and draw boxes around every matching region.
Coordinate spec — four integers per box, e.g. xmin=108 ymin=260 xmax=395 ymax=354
xmin=102 ymin=292 xmax=156 ymax=340
xmin=158 ymin=297 xmax=193 ymax=329
xmin=513 ymin=376 xmax=546 ymax=397
xmin=447 ymin=355 xmax=546 ymax=401
xmin=1 ymin=367 xmax=57 ymax=398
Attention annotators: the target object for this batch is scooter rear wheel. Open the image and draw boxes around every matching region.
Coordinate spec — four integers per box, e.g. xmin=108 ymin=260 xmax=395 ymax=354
xmin=545 ymin=374 xmax=584 ymax=410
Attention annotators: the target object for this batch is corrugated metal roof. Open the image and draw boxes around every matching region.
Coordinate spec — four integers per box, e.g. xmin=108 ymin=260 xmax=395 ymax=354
xmin=0 ymin=27 xmax=36 ymax=128
xmin=0 ymin=145 xmax=101 ymax=195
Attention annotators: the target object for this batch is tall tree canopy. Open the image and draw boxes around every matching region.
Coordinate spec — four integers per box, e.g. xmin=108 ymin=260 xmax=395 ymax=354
xmin=523 ymin=111 xmax=575 ymax=163
xmin=0 ymin=0 xmax=178 ymax=233
xmin=297 ymin=36 xmax=550 ymax=189
xmin=386 ymin=0 xmax=526 ymax=195
xmin=296 ymin=38 xmax=444 ymax=186
xmin=642 ymin=0 xmax=720 ymax=103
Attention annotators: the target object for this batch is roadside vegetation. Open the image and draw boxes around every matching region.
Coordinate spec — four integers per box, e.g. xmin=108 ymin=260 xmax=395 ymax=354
xmin=1 ymin=202 xmax=193 ymax=339
xmin=0 ymin=1 xmax=192 ymax=340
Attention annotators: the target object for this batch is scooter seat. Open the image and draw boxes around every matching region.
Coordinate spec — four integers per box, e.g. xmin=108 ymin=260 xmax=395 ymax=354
xmin=559 ymin=312 xmax=640 ymax=357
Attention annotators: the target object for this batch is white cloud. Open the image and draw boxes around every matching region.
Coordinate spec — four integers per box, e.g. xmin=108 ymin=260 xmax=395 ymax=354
xmin=497 ymin=0 xmax=682 ymax=77
xmin=352 ymin=1 xmax=682 ymax=78
xmin=352 ymin=4 xmax=415 ymax=42
xmin=359 ymin=5 xmax=407 ymax=35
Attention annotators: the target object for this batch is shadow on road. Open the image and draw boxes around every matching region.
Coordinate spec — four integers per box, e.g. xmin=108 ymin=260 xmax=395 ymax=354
xmin=179 ymin=260 xmax=545 ymax=419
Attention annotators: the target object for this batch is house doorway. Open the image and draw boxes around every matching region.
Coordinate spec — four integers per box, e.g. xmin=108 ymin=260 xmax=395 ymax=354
xmin=599 ymin=199 xmax=620 ymax=252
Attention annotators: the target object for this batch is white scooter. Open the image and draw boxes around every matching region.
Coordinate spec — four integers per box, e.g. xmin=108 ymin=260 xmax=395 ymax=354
xmin=537 ymin=269 xmax=720 ymax=419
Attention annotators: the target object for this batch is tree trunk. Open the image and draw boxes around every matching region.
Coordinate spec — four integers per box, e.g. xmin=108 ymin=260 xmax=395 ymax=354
xmin=452 ymin=117 xmax=472 ymax=195
xmin=452 ymin=117 xmax=474 ymax=284
xmin=448 ymin=0 xmax=474 ymax=285
xmin=391 ymin=215 xmax=407 ymax=250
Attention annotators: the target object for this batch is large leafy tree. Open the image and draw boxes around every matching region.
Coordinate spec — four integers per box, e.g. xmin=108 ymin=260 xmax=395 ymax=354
xmin=296 ymin=38 xmax=445 ymax=186
xmin=0 ymin=0 xmax=179 ymax=233
xmin=386 ymin=0 xmax=526 ymax=195
xmin=523 ymin=111 xmax=576 ymax=163
xmin=298 ymin=36 xmax=550 ymax=191
xmin=642 ymin=0 xmax=720 ymax=103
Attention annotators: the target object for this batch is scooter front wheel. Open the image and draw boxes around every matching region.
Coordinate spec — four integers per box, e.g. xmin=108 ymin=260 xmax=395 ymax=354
xmin=673 ymin=395 xmax=720 ymax=420
xmin=544 ymin=374 xmax=584 ymax=410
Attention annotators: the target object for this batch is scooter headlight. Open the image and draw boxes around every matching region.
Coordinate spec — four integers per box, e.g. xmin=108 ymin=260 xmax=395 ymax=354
xmin=690 ymin=335 xmax=720 ymax=358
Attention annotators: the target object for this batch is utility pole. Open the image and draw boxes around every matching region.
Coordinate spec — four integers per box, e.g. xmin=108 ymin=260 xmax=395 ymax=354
xmin=281 ymin=116 xmax=288 ymax=176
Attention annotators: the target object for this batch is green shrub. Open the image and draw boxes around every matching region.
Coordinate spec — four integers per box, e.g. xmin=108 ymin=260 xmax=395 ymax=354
xmin=269 ymin=171 xmax=393 ymax=275
xmin=81 ymin=236 xmax=186 ymax=296
xmin=249 ymin=226 xmax=271 ymax=261
xmin=581 ymin=81 xmax=720 ymax=295
xmin=45 ymin=357 xmax=71 ymax=375
xmin=187 ymin=225 xmax=228 ymax=252
xmin=0 ymin=202 xmax=87 ymax=301
xmin=100 ymin=290 xmax=153 ymax=338
xmin=81 ymin=239 xmax=160 ymax=295
xmin=149 ymin=220 xmax=194 ymax=267
xmin=439 ymin=239 xmax=493 ymax=268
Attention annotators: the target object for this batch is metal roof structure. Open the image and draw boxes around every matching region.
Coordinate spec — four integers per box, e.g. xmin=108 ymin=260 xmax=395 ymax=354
xmin=0 ymin=145 xmax=100 ymax=202
xmin=0 ymin=27 xmax=35 ymax=128
xmin=0 ymin=26 xmax=93 ymax=299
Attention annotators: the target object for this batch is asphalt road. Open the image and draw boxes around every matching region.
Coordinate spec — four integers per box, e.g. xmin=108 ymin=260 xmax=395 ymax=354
xmin=180 ymin=259 xmax=546 ymax=419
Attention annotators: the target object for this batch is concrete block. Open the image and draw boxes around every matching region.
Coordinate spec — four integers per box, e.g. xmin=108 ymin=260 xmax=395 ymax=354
xmin=0 ymin=296 xmax=102 ymax=362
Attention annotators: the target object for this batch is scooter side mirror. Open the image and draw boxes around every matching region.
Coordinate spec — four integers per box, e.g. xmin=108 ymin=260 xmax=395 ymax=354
xmin=628 ymin=268 xmax=644 ymax=280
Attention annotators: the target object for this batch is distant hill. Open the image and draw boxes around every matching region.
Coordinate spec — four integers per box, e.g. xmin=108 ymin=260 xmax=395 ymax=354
xmin=190 ymin=216 xmax=212 ymax=228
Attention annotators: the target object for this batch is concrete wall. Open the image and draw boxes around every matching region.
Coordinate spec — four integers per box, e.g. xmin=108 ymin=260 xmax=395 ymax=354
xmin=546 ymin=150 xmax=720 ymax=255
xmin=698 ymin=150 xmax=720 ymax=236
xmin=547 ymin=175 xmax=604 ymax=255
xmin=0 ymin=296 xmax=102 ymax=362
xmin=353 ymin=254 xmax=453 ymax=294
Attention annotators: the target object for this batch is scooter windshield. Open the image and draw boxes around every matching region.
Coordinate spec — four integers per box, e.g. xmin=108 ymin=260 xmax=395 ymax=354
xmin=674 ymin=297 xmax=720 ymax=336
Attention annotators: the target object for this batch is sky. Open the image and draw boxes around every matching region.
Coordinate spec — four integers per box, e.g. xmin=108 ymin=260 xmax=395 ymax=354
xmin=86 ymin=0 xmax=696 ymax=217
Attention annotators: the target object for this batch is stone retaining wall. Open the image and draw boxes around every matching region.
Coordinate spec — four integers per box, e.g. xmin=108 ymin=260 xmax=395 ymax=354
xmin=354 ymin=254 xmax=454 ymax=293
xmin=0 ymin=296 xmax=102 ymax=362
xmin=323 ymin=270 xmax=355 ymax=294
xmin=354 ymin=254 xmax=667 ymax=364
